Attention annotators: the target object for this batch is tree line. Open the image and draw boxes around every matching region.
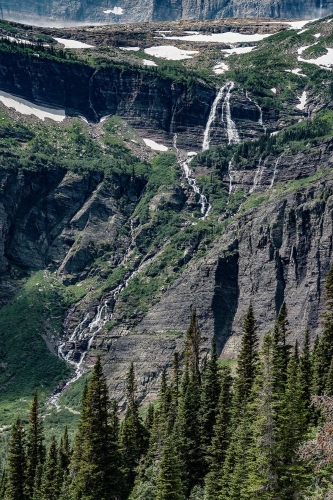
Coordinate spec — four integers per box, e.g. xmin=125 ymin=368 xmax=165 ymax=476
xmin=3 ymin=266 xmax=333 ymax=499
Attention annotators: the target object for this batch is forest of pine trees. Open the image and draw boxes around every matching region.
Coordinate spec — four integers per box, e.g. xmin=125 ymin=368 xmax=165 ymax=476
xmin=4 ymin=265 xmax=333 ymax=499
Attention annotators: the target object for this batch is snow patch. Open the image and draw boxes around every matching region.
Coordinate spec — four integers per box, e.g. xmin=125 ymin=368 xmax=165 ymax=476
xmin=0 ymin=90 xmax=66 ymax=122
xmin=298 ymin=48 xmax=333 ymax=69
xmin=144 ymin=45 xmax=198 ymax=60
xmin=213 ymin=62 xmax=229 ymax=74
xmin=54 ymin=37 xmax=94 ymax=49
xmin=143 ymin=59 xmax=157 ymax=66
xmin=296 ymin=91 xmax=307 ymax=110
xmin=163 ymin=32 xmax=271 ymax=43
xmin=104 ymin=7 xmax=124 ymax=14
xmin=297 ymin=45 xmax=315 ymax=55
xmin=143 ymin=138 xmax=168 ymax=151
xmin=120 ymin=46 xmax=140 ymax=51
xmin=221 ymin=46 xmax=257 ymax=56
xmin=285 ymin=68 xmax=307 ymax=77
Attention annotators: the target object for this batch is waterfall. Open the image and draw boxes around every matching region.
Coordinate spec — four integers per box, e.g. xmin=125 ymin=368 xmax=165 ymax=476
xmin=224 ymin=82 xmax=240 ymax=145
xmin=246 ymin=91 xmax=267 ymax=134
xmin=202 ymin=85 xmax=227 ymax=151
xmin=249 ymin=157 xmax=262 ymax=194
xmin=270 ymin=155 xmax=283 ymax=189
xmin=228 ymin=161 xmax=233 ymax=196
xmin=174 ymin=134 xmax=211 ymax=218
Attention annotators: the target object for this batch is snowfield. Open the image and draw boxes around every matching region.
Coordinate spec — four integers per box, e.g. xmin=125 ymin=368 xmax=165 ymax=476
xmin=143 ymin=139 xmax=168 ymax=151
xmin=163 ymin=32 xmax=271 ymax=43
xmin=54 ymin=38 xmax=94 ymax=49
xmin=0 ymin=91 xmax=66 ymax=122
xmin=298 ymin=48 xmax=333 ymax=69
xmin=144 ymin=45 xmax=198 ymax=60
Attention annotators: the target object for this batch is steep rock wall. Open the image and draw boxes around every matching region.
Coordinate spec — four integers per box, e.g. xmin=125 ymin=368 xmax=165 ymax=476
xmin=0 ymin=0 xmax=332 ymax=24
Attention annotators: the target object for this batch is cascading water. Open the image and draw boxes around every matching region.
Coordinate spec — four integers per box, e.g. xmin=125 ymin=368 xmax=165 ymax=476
xmin=270 ymin=155 xmax=283 ymax=189
xmin=202 ymin=84 xmax=227 ymax=151
xmin=250 ymin=157 xmax=263 ymax=194
xmin=174 ymin=135 xmax=211 ymax=218
xmin=228 ymin=161 xmax=234 ymax=200
xmin=223 ymin=82 xmax=241 ymax=145
xmin=246 ymin=90 xmax=267 ymax=134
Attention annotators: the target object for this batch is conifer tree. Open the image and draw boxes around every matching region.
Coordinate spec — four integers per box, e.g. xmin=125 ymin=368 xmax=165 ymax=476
xmin=26 ymin=392 xmax=45 ymax=500
xmin=233 ymin=303 xmax=258 ymax=413
xmin=59 ymin=427 xmax=71 ymax=474
xmin=0 ymin=471 xmax=7 ymax=500
xmin=173 ymin=376 xmax=203 ymax=496
xmin=155 ymin=437 xmax=185 ymax=500
xmin=185 ymin=310 xmax=202 ymax=382
xmin=120 ymin=362 xmax=149 ymax=498
xmin=6 ymin=418 xmax=27 ymax=500
xmin=298 ymin=328 xmax=312 ymax=411
xmin=144 ymin=404 xmax=155 ymax=431
xmin=70 ymin=356 xmax=121 ymax=500
xmin=200 ymin=336 xmax=220 ymax=470
xmin=204 ymin=366 xmax=232 ymax=500
xmin=272 ymin=302 xmax=291 ymax=396
xmin=38 ymin=437 xmax=62 ymax=500
xmin=277 ymin=353 xmax=309 ymax=498
xmin=246 ymin=333 xmax=279 ymax=499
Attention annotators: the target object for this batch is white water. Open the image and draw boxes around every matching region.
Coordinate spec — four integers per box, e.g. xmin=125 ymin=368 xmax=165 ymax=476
xmin=174 ymin=135 xmax=211 ymax=218
xmin=250 ymin=157 xmax=263 ymax=193
xmin=228 ymin=161 xmax=234 ymax=196
xmin=246 ymin=90 xmax=267 ymax=133
xmin=49 ymin=217 xmax=145 ymax=408
xmin=223 ymin=82 xmax=241 ymax=144
xmin=270 ymin=155 xmax=283 ymax=189
xmin=202 ymin=85 xmax=227 ymax=151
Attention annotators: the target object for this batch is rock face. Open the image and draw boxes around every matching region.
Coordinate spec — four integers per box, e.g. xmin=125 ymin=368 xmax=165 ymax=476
xmin=0 ymin=0 xmax=332 ymax=25
xmin=0 ymin=52 xmax=286 ymax=150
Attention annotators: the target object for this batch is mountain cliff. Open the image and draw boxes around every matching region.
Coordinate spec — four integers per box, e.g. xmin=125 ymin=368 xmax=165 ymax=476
xmin=0 ymin=0 xmax=332 ymax=25
xmin=0 ymin=15 xmax=332 ymax=427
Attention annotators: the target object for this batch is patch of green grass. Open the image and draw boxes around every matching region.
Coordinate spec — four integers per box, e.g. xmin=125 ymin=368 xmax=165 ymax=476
xmin=0 ymin=271 xmax=72 ymax=402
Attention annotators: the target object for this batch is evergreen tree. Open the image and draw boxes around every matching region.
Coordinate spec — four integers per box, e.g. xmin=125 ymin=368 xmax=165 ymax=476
xmin=246 ymin=333 xmax=279 ymax=499
xmin=276 ymin=353 xmax=309 ymax=498
xmin=185 ymin=310 xmax=202 ymax=382
xmin=0 ymin=471 xmax=7 ymax=500
xmin=272 ymin=302 xmax=291 ymax=396
xmin=326 ymin=357 xmax=333 ymax=396
xmin=324 ymin=262 xmax=333 ymax=315
xmin=233 ymin=303 xmax=258 ymax=413
xmin=6 ymin=418 xmax=27 ymax=500
xmin=70 ymin=356 xmax=121 ymax=500
xmin=26 ymin=392 xmax=45 ymax=500
xmin=155 ymin=437 xmax=185 ymax=500
xmin=200 ymin=336 xmax=220 ymax=461
xmin=120 ymin=362 xmax=149 ymax=498
xmin=59 ymin=427 xmax=71 ymax=474
xmin=38 ymin=437 xmax=62 ymax=500
xmin=173 ymin=376 xmax=203 ymax=496
xmin=144 ymin=404 xmax=155 ymax=432
xmin=298 ymin=328 xmax=312 ymax=412
xmin=204 ymin=366 xmax=233 ymax=500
